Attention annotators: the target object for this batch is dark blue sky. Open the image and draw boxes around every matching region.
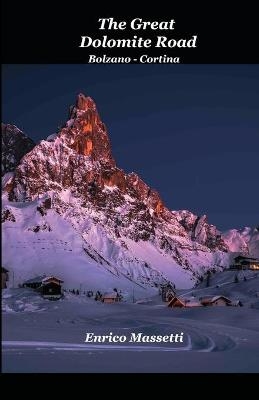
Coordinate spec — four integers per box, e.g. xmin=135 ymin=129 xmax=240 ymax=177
xmin=2 ymin=64 xmax=259 ymax=231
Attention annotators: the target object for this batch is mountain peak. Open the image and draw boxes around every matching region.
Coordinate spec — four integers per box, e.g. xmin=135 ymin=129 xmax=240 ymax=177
xmin=63 ymin=94 xmax=114 ymax=162
xmin=76 ymin=93 xmax=96 ymax=111
xmin=2 ymin=95 xmax=235 ymax=289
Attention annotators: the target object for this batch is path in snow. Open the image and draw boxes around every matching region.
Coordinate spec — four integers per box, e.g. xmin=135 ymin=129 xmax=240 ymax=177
xmin=2 ymin=289 xmax=259 ymax=372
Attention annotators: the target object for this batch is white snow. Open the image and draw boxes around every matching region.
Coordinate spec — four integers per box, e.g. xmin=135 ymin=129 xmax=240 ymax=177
xmin=2 ymin=272 xmax=259 ymax=372
xmin=46 ymin=133 xmax=58 ymax=142
xmin=2 ymin=172 xmax=14 ymax=189
xmin=223 ymin=227 xmax=259 ymax=257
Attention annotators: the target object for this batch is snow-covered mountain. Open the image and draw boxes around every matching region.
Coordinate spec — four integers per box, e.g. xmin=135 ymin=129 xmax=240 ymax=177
xmin=2 ymin=94 xmax=251 ymax=291
xmin=223 ymin=227 xmax=259 ymax=258
xmin=2 ymin=123 xmax=35 ymax=176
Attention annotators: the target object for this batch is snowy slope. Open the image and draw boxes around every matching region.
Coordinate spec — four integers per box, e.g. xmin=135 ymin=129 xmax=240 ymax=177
xmin=1 ymin=198 xmax=162 ymax=296
xmin=2 ymin=277 xmax=259 ymax=372
xmin=2 ymin=194 xmax=204 ymax=289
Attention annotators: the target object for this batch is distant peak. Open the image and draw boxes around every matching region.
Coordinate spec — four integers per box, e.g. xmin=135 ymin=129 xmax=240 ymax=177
xmin=2 ymin=123 xmax=24 ymax=136
xmin=1 ymin=123 xmax=35 ymax=176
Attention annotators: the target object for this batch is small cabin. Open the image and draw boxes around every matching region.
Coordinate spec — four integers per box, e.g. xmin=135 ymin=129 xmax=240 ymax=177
xmin=200 ymin=295 xmax=232 ymax=306
xmin=168 ymin=295 xmax=239 ymax=308
xmin=168 ymin=297 xmax=186 ymax=308
xmin=232 ymin=256 xmax=259 ymax=270
xmin=2 ymin=267 xmax=9 ymax=289
xmin=38 ymin=276 xmax=63 ymax=300
xmin=22 ymin=275 xmax=63 ymax=300
xmin=168 ymin=296 xmax=201 ymax=308
xmin=38 ymin=282 xmax=63 ymax=299
xmin=101 ymin=292 xmax=121 ymax=304
xmin=160 ymin=282 xmax=176 ymax=302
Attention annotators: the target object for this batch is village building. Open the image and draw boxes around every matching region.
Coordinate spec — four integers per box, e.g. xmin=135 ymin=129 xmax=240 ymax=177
xmin=168 ymin=295 xmax=241 ymax=308
xmin=160 ymin=282 xmax=176 ymax=302
xmin=2 ymin=267 xmax=9 ymax=289
xmin=22 ymin=276 xmax=46 ymax=289
xmin=200 ymin=295 xmax=232 ymax=306
xmin=39 ymin=276 xmax=63 ymax=299
xmin=22 ymin=275 xmax=63 ymax=300
xmin=168 ymin=296 xmax=201 ymax=308
xmin=101 ymin=292 xmax=122 ymax=303
xmin=232 ymin=255 xmax=259 ymax=270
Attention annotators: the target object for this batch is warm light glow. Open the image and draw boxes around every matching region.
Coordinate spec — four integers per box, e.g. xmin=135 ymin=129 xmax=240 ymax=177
xmin=84 ymin=139 xmax=93 ymax=156
xmin=155 ymin=200 xmax=163 ymax=214
xmin=83 ymin=122 xmax=93 ymax=133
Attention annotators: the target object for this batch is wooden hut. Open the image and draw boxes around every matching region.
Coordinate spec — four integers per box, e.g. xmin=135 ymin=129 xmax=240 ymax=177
xmin=101 ymin=292 xmax=121 ymax=303
xmin=22 ymin=275 xmax=63 ymax=300
xmin=200 ymin=295 xmax=232 ymax=306
xmin=168 ymin=296 xmax=201 ymax=308
xmin=39 ymin=276 xmax=63 ymax=299
xmin=233 ymin=256 xmax=259 ymax=270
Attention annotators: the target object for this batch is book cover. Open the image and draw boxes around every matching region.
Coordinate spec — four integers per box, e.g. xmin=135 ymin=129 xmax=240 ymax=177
xmin=1 ymin=4 xmax=259 ymax=374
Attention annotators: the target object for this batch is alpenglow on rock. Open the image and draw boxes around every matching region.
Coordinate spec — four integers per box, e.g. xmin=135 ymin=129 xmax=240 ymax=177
xmin=2 ymin=94 xmax=232 ymax=290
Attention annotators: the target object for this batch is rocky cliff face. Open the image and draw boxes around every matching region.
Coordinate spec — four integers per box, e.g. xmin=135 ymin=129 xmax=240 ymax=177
xmin=2 ymin=123 xmax=35 ymax=176
xmin=7 ymin=94 xmax=187 ymax=241
xmin=2 ymin=94 xmax=231 ymax=289
xmin=173 ymin=210 xmax=227 ymax=251
xmin=223 ymin=227 xmax=259 ymax=258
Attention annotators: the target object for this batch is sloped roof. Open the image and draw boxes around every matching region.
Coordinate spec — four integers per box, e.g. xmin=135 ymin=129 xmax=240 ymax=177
xmin=23 ymin=275 xmax=63 ymax=285
xmin=211 ymin=295 xmax=231 ymax=303
xmin=168 ymin=296 xmax=186 ymax=307
xmin=42 ymin=276 xmax=63 ymax=283
xmin=235 ymin=255 xmax=258 ymax=261
xmin=23 ymin=275 xmax=46 ymax=284
xmin=102 ymin=292 xmax=118 ymax=299
xmin=200 ymin=295 xmax=231 ymax=305
xmin=2 ymin=267 xmax=9 ymax=273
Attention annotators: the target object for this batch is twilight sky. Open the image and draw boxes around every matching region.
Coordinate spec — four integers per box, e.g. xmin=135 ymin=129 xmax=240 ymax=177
xmin=2 ymin=64 xmax=259 ymax=231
